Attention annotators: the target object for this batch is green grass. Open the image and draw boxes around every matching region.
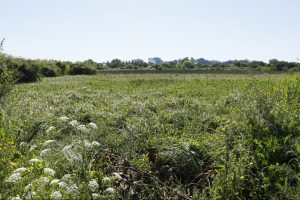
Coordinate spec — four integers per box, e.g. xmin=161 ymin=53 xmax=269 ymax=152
xmin=1 ymin=74 xmax=299 ymax=199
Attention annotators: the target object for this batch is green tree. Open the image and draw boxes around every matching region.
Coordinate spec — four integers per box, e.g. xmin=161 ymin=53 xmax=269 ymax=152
xmin=109 ymin=59 xmax=124 ymax=69
xmin=269 ymin=59 xmax=288 ymax=71
xmin=182 ymin=60 xmax=194 ymax=69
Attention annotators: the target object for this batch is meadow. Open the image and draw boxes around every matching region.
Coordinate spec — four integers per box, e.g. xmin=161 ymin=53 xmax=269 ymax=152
xmin=0 ymin=74 xmax=299 ymax=199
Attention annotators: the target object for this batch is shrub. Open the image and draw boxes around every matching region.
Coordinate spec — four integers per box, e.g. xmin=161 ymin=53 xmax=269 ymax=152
xmin=125 ymin=64 xmax=137 ymax=69
xmin=40 ymin=65 xmax=62 ymax=77
xmin=56 ymin=61 xmax=69 ymax=75
xmin=69 ymin=65 xmax=96 ymax=75
xmin=0 ymin=66 xmax=14 ymax=104
xmin=15 ymin=63 xmax=41 ymax=83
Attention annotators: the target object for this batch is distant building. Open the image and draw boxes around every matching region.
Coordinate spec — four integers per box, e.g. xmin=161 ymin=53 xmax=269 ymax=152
xmin=148 ymin=57 xmax=163 ymax=65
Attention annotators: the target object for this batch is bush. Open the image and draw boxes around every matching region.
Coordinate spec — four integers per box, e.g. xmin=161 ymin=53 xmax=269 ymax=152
xmin=56 ymin=61 xmax=69 ymax=75
xmin=126 ymin=64 xmax=138 ymax=69
xmin=0 ymin=66 xmax=14 ymax=105
xmin=15 ymin=64 xmax=41 ymax=83
xmin=68 ymin=65 xmax=96 ymax=75
xmin=40 ymin=66 xmax=62 ymax=77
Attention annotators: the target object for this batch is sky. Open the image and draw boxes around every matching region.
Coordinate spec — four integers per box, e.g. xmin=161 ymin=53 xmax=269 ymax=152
xmin=1 ymin=0 xmax=300 ymax=62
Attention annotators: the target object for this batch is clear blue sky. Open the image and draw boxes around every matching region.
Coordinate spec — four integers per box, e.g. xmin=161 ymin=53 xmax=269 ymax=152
xmin=1 ymin=0 xmax=300 ymax=62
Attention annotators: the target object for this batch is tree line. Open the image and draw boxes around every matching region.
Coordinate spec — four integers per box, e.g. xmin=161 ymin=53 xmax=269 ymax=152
xmin=0 ymin=47 xmax=299 ymax=83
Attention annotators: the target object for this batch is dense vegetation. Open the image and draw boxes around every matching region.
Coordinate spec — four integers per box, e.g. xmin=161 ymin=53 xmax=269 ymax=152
xmin=0 ymin=43 xmax=299 ymax=84
xmin=0 ymin=54 xmax=97 ymax=83
xmin=0 ymin=74 xmax=299 ymax=199
xmin=101 ymin=58 xmax=300 ymax=72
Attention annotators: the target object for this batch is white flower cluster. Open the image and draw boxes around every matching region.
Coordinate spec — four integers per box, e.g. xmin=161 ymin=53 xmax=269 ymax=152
xmin=8 ymin=117 xmax=103 ymax=199
xmin=40 ymin=148 xmax=51 ymax=158
xmin=58 ymin=181 xmax=68 ymax=189
xmin=69 ymin=120 xmax=79 ymax=127
xmin=62 ymin=174 xmax=72 ymax=182
xmin=50 ymin=179 xmax=60 ymax=185
xmin=24 ymin=183 xmax=32 ymax=192
xmin=24 ymin=191 xmax=36 ymax=199
xmin=101 ymin=172 xmax=122 ymax=184
xmin=43 ymin=168 xmax=56 ymax=176
xmin=84 ymin=140 xmax=100 ymax=149
xmin=19 ymin=142 xmax=27 ymax=147
xmin=92 ymin=141 xmax=100 ymax=147
xmin=7 ymin=173 xmax=22 ymax=183
xmin=83 ymin=140 xmax=91 ymax=148
xmin=7 ymin=167 xmax=28 ymax=183
xmin=13 ymin=167 xmax=27 ymax=174
xmin=88 ymin=179 xmax=99 ymax=192
xmin=66 ymin=184 xmax=79 ymax=195
xmin=29 ymin=158 xmax=40 ymax=164
xmin=42 ymin=140 xmax=56 ymax=148
xmin=77 ymin=125 xmax=89 ymax=133
xmin=112 ymin=172 xmax=122 ymax=180
xmin=92 ymin=193 xmax=100 ymax=199
xmin=102 ymin=177 xmax=111 ymax=183
xmin=38 ymin=177 xmax=50 ymax=184
xmin=46 ymin=126 xmax=56 ymax=134
xmin=60 ymin=117 xmax=98 ymax=134
xmin=105 ymin=187 xmax=115 ymax=194
xmin=87 ymin=122 xmax=98 ymax=129
xmin=50 ymin=191 xmax=62 ymax=200
xmin=29 ymin=144 xmax=37 ymax=152
xmin=62 ymin=145 xmax=82 ymax=163
xmin=9 ymin=196 xmax=22 ymax=200
xmin=59 ymin=116 xmax=69 ymax=122
xmin=48 ymin=174 xmax=79 ymax=197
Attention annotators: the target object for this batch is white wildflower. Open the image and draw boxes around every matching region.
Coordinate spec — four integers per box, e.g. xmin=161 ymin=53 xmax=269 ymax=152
xmin=88 ymin=180 xmax=99 ymax=192
xmin=92 ymin=141 xmax=100 ymax=148
xmin=43 ymin=168 xmax=56 ymax=176
xmin=9 ymin=196 xmax=22 ymax=200
xmin=62 ymin=145 xmax=82 ymax=163
xmin=42 ymin=140 xmax=56 ymax=147
xmin=13 ymin=167 xmax=27 ymax=174
xmin=50 ymin=191 xmax=62 ymax=200
xmin=61 ymin=174 xmax=72 ymax=182
xmin=66 ymin=184 xmax=79 ymax=194
xmin=88 ymin=122 xmax=98 ymax=129
xmin=104 ymin=187 xmax=115 ymax=194
xmin=69 ymin=120 xmax=79 ymax=127
xmin=19 ymin=142 xmax=27 ymax=147
xmin=77 ymin=124 xmax=89 ymax=133
xmin=24 ymin=191 xmax=35 ymax=200
xmin=29 ymin=144 xmax=37 ymax=152
xmin=46 ymin=126 xmax=56 ymax=134
xmin=62 ymin=145 xmax=72 ymax=152
xmin=59 ymin=116 xmax=69 ymax=122
xmin=50 ymin=179 xmax=60 ymax=185
xmin=102 ymin=177 xmax=111 ymax=183
xmin=29 ymin=158 xmax=40 ymax=164
xmin=38 ymin=177 xmax=50 ymax=184
xmin=58 ymin=181 xmax=68 ymax=188
xmin=112 ymin=172 xmax=122 ymax=180
xmin=84 ymin=140 xmax=92 ymax=148
xmin=7 ymin=173 xmax=22 ymax=183
xmin=92 ymin=193 xmax=100 ymax=199
xmin=40 ymin=149 xmax=51 ymax=158
xmin=24 ymin=183 xmax=32 ymax=192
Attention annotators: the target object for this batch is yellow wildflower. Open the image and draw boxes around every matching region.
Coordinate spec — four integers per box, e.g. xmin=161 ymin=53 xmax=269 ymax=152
xmin=10 ymin=162 xmax=17 ymax=167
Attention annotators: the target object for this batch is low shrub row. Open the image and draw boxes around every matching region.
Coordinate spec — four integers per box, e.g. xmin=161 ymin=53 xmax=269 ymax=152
xmin=0 ymin=54 xmax=97 ymax=83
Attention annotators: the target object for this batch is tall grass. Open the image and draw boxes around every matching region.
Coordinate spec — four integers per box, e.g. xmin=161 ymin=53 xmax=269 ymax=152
xmin=0 ymin=74 xmax=299 ymax=199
